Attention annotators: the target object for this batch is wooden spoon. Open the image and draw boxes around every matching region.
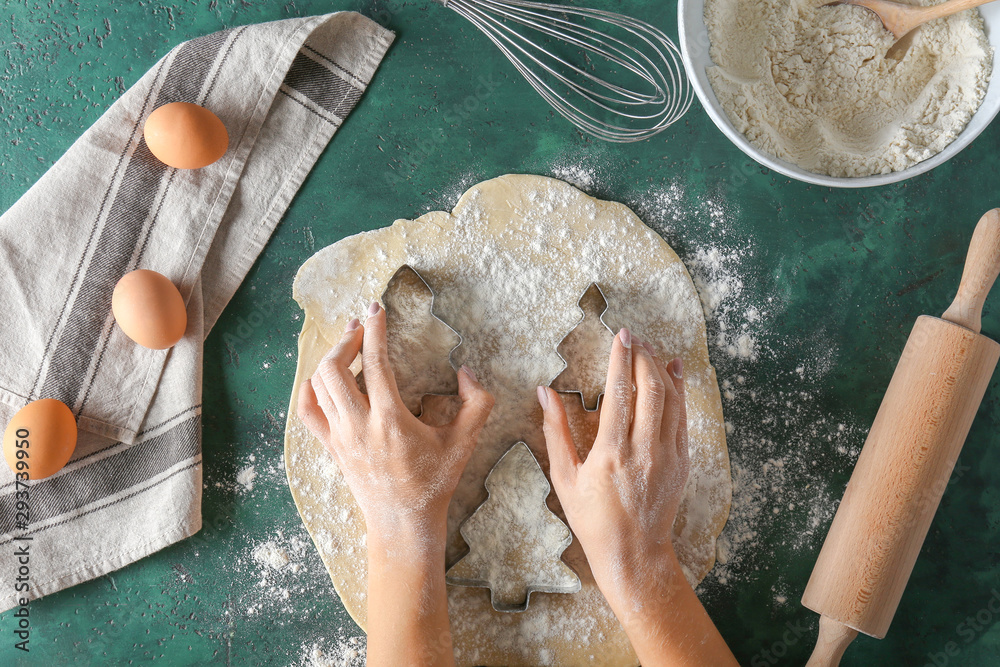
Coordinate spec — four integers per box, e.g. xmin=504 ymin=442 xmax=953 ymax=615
xmin=827 ymin=0 xmax=995 ymax=56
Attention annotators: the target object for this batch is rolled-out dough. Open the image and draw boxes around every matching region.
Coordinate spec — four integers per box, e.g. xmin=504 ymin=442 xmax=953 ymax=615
xmin=284 ymin=174 xmax=732 ymax=667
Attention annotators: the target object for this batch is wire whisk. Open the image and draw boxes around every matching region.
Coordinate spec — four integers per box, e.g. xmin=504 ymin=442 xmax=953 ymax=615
xmin=437 ymin=0 xmax=692 ymax=143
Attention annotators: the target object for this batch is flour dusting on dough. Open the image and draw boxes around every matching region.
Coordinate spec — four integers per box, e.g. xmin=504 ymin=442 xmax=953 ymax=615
xmin=285 ymin=175 xmax=732 ymax=666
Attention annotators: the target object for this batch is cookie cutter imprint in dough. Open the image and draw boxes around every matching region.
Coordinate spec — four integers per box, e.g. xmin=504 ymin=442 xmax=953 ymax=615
xmin=355 ymin=264 xmax=463 ymax=415
xmin=445 ymin=442 xmax=582 ymax=613
xmin=549 ymin=282 xmax=616 ymax=411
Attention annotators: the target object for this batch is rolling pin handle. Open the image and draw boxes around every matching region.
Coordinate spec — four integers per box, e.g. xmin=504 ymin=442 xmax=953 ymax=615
xmin=942 ymin=208 xmax=1000 ymax=333
xmin=805 ymin=615 xmax=858 ymax=667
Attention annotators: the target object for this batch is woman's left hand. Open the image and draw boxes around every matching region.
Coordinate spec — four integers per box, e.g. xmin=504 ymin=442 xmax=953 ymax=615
xmin=297 ymin=301 xmax=495 ymax=540
xmin=297 ymin=301 xmax=493 ymax=667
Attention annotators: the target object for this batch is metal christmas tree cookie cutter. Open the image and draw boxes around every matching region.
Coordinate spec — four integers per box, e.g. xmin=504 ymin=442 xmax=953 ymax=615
xmin=356 ymin=264 xmax=463 ymax=415
xmin=445 ymin=442 xmax=582 ymax=613
xmin=549 ymin=282 xmax=616 ymax=412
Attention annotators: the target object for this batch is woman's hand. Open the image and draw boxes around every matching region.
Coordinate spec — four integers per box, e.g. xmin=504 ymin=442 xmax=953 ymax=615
xmin=538 ymin=328 xmax=737 ymax=666
xmin=297 ymin=301 xmax=494 ymax=539
xmin=538 ymin=328 xmax=688 ymax=606
xmin=296 ymin=301 xmax=494 ymax=667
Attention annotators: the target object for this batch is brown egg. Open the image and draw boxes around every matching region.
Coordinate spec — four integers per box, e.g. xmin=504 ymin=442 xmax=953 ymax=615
xmin=143 ymin=102 xmax=228 ymax=169
xmin=3 ymin=399 xmax=78 ymax=481
xmin=112 ymin=270 xmax=187 ymax=350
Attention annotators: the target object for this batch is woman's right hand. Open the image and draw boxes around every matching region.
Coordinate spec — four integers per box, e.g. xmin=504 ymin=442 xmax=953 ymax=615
xmin=538 ymin=328 xmax=738 ymax=666
xmin=537 ymin=327 xmax=689 ymax=611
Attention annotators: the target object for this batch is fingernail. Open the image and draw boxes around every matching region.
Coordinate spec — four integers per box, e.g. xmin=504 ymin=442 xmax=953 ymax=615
xmin=345 ymin=318 xmax=360 ymax=332
xmin=642 ymin=340 xmax=656 ymax=356
xmin=670 ymin=358 xmax=683 ymax=377
xmin=619 ymin=328 xmax=631 ymax=348
xmin=461 ymin=365 xmax=478 ymax=382
xmin=536 ymin=385 xmax=549 ymax=410
xmin=368 ymin=301 xmax=381 ymax=316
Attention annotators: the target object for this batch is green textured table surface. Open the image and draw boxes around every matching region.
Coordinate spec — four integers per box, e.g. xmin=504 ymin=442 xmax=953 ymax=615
xmin=2 ymin=0 xmax=1000 ymax=665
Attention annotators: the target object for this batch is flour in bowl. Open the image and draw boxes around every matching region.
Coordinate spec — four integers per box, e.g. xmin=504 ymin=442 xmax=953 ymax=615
xmin=705 ymin=0 xmax=992 ymax=177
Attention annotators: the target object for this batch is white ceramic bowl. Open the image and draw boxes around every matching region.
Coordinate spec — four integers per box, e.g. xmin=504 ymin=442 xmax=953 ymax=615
xmin=678 ymin=0 xmax=1000 ymax=188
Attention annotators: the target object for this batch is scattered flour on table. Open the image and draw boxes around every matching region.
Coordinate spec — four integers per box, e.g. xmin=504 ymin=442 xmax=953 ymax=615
xmin=211 ymin=437 xmax=286 ymax=497
xmin=242 ymin=524 xmax=370 ymax=666
xmin=551 ymin=163 xmax=596 ymax=190
xmin=689 ymin=246 xmax=760 ymax=360
xmin=633 ymin=177 xmax=865 ymax=593
xmin=705 ymin=0 xmax=992 ymax=177
xmin=298 ymin=637 xmax=366 ymax=667
xmin=637 ymin=181 xmax=762 ymax=362
xmin=241 ymin=529 xmax=312 ymax=616
xmin=237 ymin=464 xmax=257 ymax=492
xmin=550 ymin=148 xmax=609 ymax=193
xmin=709 ymin=381 xmax=863 ymax=589
xmin=234 ymin=527 xmax=373 ymax=664
xmin=253 ymin=540 xmax=291 ymax=571
xmin=193 ymin=415 xmax=370 ymax=664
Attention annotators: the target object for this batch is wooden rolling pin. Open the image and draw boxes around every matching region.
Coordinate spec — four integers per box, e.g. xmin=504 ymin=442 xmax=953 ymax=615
xmin=802 ymin=209 xmax=1000 ymax=666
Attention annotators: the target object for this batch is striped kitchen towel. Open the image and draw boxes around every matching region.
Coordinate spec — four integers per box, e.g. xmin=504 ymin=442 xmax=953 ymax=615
xmin=0 ymin=12 xmax=393 ymax=611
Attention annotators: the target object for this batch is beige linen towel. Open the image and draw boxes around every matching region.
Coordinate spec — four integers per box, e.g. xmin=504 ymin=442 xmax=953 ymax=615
xmin=0 ymin=11 xmax=393 ymax=612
